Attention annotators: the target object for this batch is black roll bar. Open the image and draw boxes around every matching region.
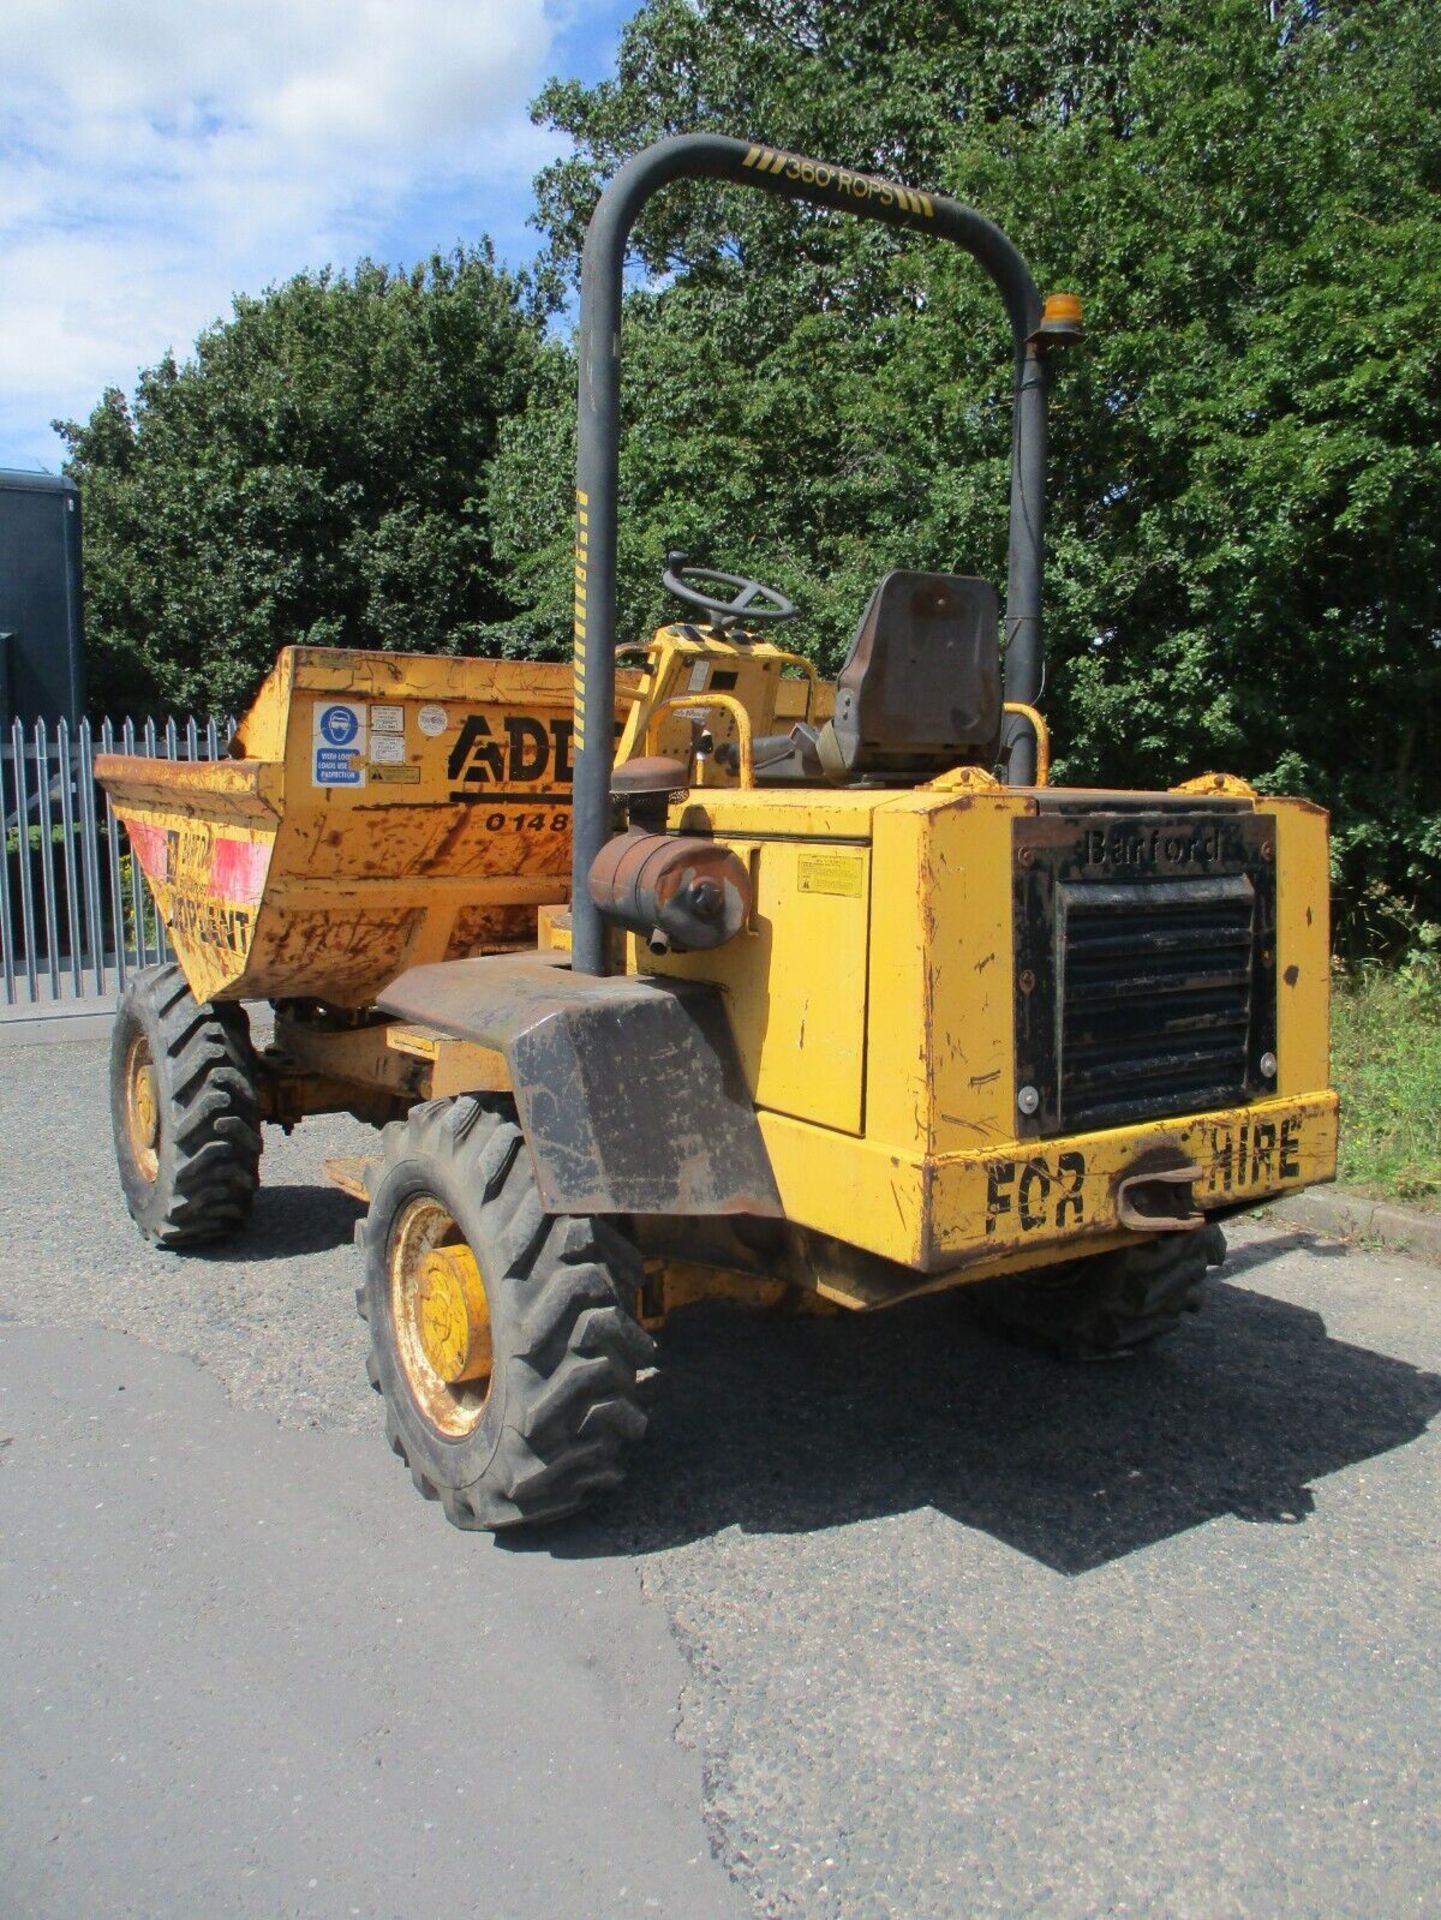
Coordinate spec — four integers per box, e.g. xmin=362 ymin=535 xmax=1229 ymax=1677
xmin=570 ymin=133 xmax=1053 ymax=976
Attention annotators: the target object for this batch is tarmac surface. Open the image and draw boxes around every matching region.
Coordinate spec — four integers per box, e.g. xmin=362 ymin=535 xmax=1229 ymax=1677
xmin=3 ymin=1036 xmax=1440 ymax=1917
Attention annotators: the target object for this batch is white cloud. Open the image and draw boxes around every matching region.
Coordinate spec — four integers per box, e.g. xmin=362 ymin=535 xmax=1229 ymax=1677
xmin=0 ymin=0 xmax=567 ymax=467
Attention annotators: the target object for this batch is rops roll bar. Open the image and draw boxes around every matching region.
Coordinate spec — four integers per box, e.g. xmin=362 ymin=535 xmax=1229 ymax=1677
xmin=570 ymin=133 xmax=1077 ymax=975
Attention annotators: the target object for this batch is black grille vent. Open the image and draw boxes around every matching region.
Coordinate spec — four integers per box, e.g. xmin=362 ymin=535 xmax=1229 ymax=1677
xmin=1057 ymin=876 xmax=1255 ymax=1131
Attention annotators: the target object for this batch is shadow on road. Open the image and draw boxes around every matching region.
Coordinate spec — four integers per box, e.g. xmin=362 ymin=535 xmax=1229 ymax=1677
xmin=521 ymin=1244 xmax=1441 ymax=1575
xmin=190 ymin=1183 xmax=364 ymax=1263
xmin=1221 ymin=1227 xmax=1354 ymax=1272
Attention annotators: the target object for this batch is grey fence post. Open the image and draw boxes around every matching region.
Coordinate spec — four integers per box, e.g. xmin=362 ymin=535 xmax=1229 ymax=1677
xmin=11 ymin=717 xmax=38 ymax=1000
xmin=0 ymin=722 xmax=15 ymax=1003
xmin=77 ymin=719 xmax=106 ymax=997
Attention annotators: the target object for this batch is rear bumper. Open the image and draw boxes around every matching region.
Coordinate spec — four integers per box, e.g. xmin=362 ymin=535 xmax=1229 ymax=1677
xmin=758 ymin=1090 xmax=1339 ymax=1276
xmin=932 ymin=1089 xmax=1339 ymax=1272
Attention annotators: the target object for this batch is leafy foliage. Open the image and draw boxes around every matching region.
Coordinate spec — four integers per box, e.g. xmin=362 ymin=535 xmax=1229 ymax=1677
xmin=58 ymin=249 xmax=544 ymax=715
xmin=505 ymin=0 xmax=1441 ymax=949
xmin=61 ymin=3 xmax=1441 ymax=949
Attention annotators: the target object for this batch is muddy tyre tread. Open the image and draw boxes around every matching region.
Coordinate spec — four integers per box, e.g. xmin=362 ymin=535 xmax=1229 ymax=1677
xmin=110 ymin=963 xmax=262 ymax=1248
xmin=357 ymin=1096 xmax=653 ymax=1532
xmin=969 ymin=1224 xmax=1226 ymax=1359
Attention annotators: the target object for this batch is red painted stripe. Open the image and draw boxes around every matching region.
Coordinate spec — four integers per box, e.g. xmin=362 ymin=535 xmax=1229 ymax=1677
xmin=124 ymin=819 xmax=169 ymax=885
xmin=209 ymin=836 xmax=272 ymax=907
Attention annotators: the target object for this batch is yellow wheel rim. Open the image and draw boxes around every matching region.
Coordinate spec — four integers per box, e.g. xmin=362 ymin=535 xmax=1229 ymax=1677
xmin=389 ymin=1196 xmax=492 ymax=1438
xmin=124 ymin=1031 xmax=161 ymax=1183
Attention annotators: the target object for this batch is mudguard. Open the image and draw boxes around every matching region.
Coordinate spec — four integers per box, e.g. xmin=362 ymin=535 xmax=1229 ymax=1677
xmin=378 ymin=952 xmax=782 ymax=1219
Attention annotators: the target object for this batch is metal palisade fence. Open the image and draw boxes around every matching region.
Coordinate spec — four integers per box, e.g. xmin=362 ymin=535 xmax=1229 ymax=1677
xmin=1 ymin=713 xmax=232 ymax=1007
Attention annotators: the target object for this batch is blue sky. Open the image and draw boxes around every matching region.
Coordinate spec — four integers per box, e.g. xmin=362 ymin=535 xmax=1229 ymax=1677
xmin=1 ymin=0 xmax=639 ymax=473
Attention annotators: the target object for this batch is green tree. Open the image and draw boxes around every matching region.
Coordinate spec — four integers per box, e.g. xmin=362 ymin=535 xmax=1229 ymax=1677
xmin=59 ymin=248 xmax=544 ymax=716
xmin=503 ymin=0 xmax=1440 ymax=948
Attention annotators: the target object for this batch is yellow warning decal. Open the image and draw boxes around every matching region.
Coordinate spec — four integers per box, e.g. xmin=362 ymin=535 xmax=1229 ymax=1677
xmin=741 ymin=145 xmax=934 ymax=218
xmin=797 ymin=850 xmax=866 ymax=897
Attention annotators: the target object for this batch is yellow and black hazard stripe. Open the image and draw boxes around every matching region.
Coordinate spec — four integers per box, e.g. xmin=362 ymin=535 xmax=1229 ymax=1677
xmin=573 ymin=488 xmax=588 ymax=751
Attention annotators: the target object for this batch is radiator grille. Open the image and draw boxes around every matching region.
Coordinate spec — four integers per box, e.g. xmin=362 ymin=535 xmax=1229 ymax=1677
xmin=1056 ymin=876 xmax=1256 ymax=1131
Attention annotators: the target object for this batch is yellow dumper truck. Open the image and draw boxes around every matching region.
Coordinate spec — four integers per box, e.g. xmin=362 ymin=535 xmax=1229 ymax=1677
xmin=99 ymin=134 xmax=1337 ymax=1530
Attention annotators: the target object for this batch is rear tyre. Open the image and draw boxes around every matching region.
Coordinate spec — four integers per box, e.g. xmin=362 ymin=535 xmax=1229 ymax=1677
xmin=965 ymin=1225 xmax=1226 ymax=1360
xmin=356 ymin=1095 xmax=654 ymax=1531
xmin=109 ymin=963 xmax=263 ymax=1247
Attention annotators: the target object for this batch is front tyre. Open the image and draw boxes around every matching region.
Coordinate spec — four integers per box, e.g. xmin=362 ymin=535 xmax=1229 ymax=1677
xmin=356 ymin=1095 xmax=654 ymax=1531
xmin=109 ymin=963 xmax=262 ymax=1247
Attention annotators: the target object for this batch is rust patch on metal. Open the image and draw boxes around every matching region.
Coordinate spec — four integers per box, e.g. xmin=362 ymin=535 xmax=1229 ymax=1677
xmin=588 ymin=830 xmax=751 ymax=953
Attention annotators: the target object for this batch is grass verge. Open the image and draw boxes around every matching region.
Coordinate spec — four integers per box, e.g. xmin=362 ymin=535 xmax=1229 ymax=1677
xmin=1332 ymin=962 xmax=1441 ymax=1208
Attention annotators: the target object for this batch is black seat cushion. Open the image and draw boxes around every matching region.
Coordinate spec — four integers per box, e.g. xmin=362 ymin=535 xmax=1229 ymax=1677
xmin=826 ymin=570 xmax=1001 ymax=779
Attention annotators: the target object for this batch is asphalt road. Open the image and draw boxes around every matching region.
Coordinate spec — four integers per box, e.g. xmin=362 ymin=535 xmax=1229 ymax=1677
xmin=2 ymin=1037 xmax=1440 ymax=1918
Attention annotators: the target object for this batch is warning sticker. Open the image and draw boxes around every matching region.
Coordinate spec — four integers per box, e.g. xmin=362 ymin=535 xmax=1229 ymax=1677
xmin=313 ymin=701 xmax=366 ymax=788
xmin=370 ymin=763 xmax=422 ymax=785
xmin=417 ymin=704 xmax=449 ymax=738
xmin=369 ymin=732 xmax=405 ymax=765
xmin=371 ymin=705 xmax=405 ymax=734
xmin=797 ymin=850 xmax=866 ymax=898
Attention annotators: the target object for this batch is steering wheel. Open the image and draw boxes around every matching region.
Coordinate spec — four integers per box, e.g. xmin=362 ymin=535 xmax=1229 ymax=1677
xmin=662 ymin=550 xmax=798 ymax=627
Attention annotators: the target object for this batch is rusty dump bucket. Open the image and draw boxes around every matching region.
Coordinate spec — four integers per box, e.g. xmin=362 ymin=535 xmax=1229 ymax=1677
xmin=96 ymin=647 xmax=637 ymax=1009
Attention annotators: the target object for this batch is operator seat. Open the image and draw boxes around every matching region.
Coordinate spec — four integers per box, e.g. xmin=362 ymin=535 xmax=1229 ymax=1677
xmin=750 ymin=570 xmax=1002 ymax=785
